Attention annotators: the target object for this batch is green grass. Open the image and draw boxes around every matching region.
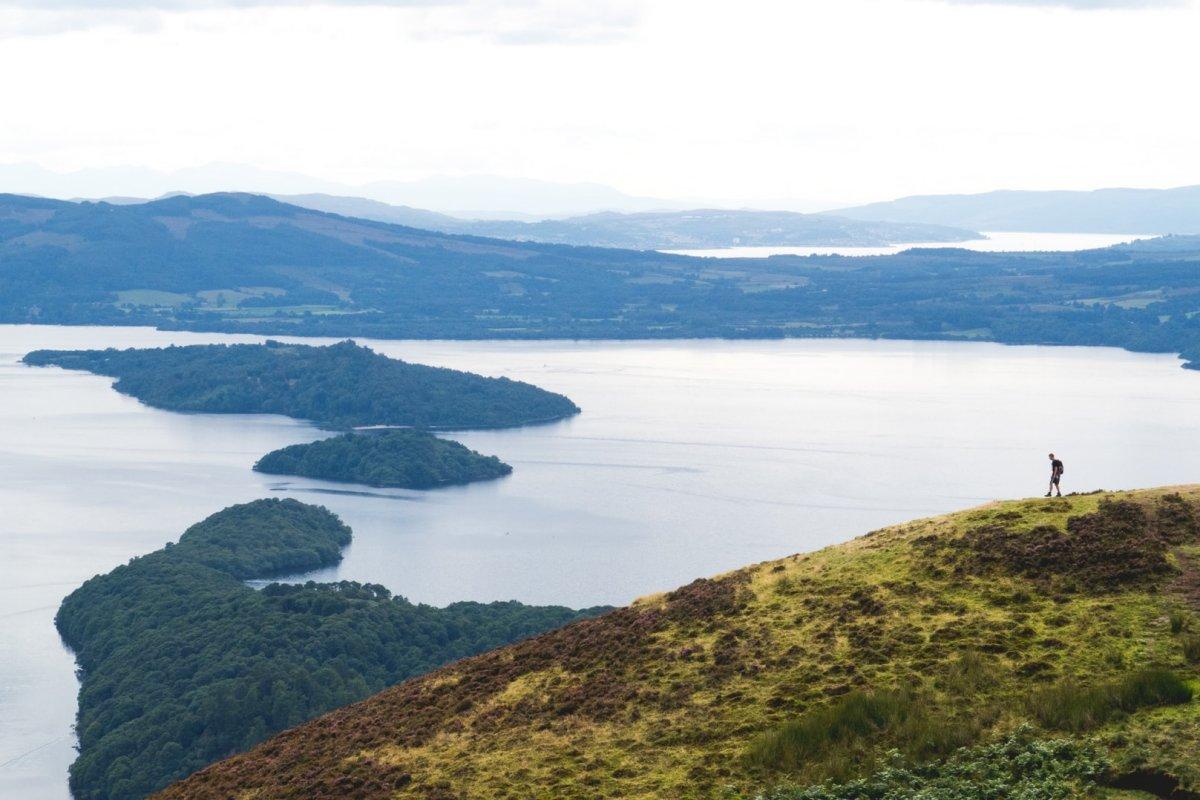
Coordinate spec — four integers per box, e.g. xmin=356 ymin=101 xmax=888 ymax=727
xmin=153 ymin=487 xmax=1200 ymax=800
xmin=1029 ymin=669 xmax=1193 ymax=732
xmin=1183 ymin=636 xmax=1200 ymax=665
xmin=747 ymin=664 xmax=1189 ymax=782
xmin=745 ymin=689 xmax=976 ymax=780
xmin=746 ymin=690 xmax=910 ymax=772
xmin=196 ymin=288 xmax=255 ymax=307
xmin=937 ymin=650 xmax=1000 ymax=695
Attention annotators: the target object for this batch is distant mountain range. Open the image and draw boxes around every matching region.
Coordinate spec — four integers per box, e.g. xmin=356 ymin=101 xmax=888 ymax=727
xmin=7 ymin=191 xmax=1200 ymax=372
xmin=13 ymin=161 xmax=1200 ymax=236
xmin=271 ymin=194 xmax=979 ymax=249
xmin=833 ymin=185 xmax=1200 ymax=234
xmin=0 ymin=163 xmax=681 ymax=218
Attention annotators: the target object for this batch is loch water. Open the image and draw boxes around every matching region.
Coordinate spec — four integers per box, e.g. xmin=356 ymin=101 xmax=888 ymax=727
xmin=4 ymin=324 xmax=1200 ymax=798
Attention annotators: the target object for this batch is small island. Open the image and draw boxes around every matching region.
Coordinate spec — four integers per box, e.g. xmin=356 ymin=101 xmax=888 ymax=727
xmin=254 ymin=429 xmax=512 ymax=489
xmin=22 ymin=340 xmax=580 ymax=430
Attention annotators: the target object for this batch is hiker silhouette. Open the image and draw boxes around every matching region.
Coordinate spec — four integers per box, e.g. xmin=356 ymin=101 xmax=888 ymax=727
xmin=1046 ymin=453 xmax=1064 ymax=497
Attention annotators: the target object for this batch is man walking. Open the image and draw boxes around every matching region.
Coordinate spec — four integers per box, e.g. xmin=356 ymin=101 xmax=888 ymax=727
xmin=1045 ymin=453 xmax=1064 ymax=497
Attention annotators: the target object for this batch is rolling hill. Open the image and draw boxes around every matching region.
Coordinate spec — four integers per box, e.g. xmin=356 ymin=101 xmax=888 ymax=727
xmin=6 ymin=192 xmax=1200 ymax=369
xmin=0 ymin=190 xmax=729 ymax=336
xmin=833 ymin=185 xmax=1200 ymax=234
xmin=0 ymin=164 xmax=676 ymax=218
xmin=273 ymin=194 xmax=981 ymax=248
xmin=158 ymin=486 xmax=1200 ymax=799
xmin=270 ymin=193 xmax=467 ymax=230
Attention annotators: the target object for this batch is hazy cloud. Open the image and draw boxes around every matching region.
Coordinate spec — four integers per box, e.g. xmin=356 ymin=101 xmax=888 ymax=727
xmin=0 ymin=9 xmax=157 ymax=36
xmin=0 ymin=1 xmax=444 ymax=7
xmin=0 ymin=0 xmax=638 ymax=43
xmin=943 ymin=0 xmax=1190 ymax=8
xmin=4 ymin=1 xmax=1198 ymax=205
xmin=411 ymin=2 xmax=638 ymax=45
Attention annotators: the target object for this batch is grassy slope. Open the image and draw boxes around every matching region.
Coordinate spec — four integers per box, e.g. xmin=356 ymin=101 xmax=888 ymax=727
xmin=158 ymin=487 xmax=1200 ymax=800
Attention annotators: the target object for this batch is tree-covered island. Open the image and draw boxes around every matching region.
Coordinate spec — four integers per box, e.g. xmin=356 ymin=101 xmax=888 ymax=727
xmin=254 ymin=429 xmax=513 ymax=489
xmin=22 ymin=339 xmax=580 ymax=429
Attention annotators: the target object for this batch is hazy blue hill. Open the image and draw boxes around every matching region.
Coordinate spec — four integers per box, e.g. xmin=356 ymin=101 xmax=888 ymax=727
xmin=452 ymin=208 xmax=977 ymax=248
xmin=22 ymin=340 xmax=580 ymax=429
xmin=0 ymin=191 xmax=708 ymax=332
xmin=270 ymin=192 xmax=465 ymax=231
xmin=832 ymin=185 xmax=1200 ymax=234
xmin=272 ymin=196 xmax=980 ymax=248
xmin=254 ymin=429 xmax=513 ymax=489
xmin=0 ymin=192 xmax=64 ymax=212
xmin=1114 ymin=233 xmax=1200 ymax=253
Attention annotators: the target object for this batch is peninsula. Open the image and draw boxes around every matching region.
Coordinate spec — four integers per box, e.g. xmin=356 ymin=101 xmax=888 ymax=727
xmin=57 ymin=499 xmax=606 ymax=800
xmin=23 ymin=340 xmax=580 ymax=430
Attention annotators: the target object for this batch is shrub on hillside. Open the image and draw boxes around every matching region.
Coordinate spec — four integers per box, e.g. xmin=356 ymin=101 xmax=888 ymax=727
xmin=1029 ymin=668 xmax=1192 ymax=732
xmin=751 ymin=727 xmax=1109 ymax=800
xmin=746 ymin=689 xmax=976 ymax=780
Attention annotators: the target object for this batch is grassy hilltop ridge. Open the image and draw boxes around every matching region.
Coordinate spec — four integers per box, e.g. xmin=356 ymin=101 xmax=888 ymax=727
xmin=159 ymin=486 xmax=1200 ymax=799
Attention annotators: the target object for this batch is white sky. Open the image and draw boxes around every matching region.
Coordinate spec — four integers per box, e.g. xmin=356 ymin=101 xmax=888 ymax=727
xmin=1 ymin=0 xmax=1198 ymax=207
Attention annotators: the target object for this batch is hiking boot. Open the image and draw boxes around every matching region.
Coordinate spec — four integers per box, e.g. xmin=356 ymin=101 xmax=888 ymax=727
xmin=1044 ymin=492 xmax=1052 ymax=497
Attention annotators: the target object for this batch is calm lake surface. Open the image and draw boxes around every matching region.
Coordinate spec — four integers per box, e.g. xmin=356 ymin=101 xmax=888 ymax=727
xmin=664 ymin=231 xmax=1153 ymax=258
xmin=5 ymin=324 xmax=1200 ymax=798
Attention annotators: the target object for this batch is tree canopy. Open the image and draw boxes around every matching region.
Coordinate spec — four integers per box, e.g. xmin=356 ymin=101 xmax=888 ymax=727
xmin=24 ymin=340 xmax=579 ymax=429
xmin=254 ymin=429 xmax=512 ymax=489
xmin=56 ymin=499 xmax=606 ymax=800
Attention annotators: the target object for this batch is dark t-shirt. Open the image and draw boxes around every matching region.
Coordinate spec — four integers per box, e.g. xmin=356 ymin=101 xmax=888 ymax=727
xmin=1051 ymin=459 xmax=1064 ymax=475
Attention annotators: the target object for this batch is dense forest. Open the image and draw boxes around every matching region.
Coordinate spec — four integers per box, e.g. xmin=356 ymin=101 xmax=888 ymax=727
xmin=254 ymin=429 xmax=512 ymax=488
xmin=4 ymin=193 xmax=1200 ymax=368
xmin=56 ymin=499 xmax=605 ymax=800
xmin=23 ymin=340 xmax=579 ymax=429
